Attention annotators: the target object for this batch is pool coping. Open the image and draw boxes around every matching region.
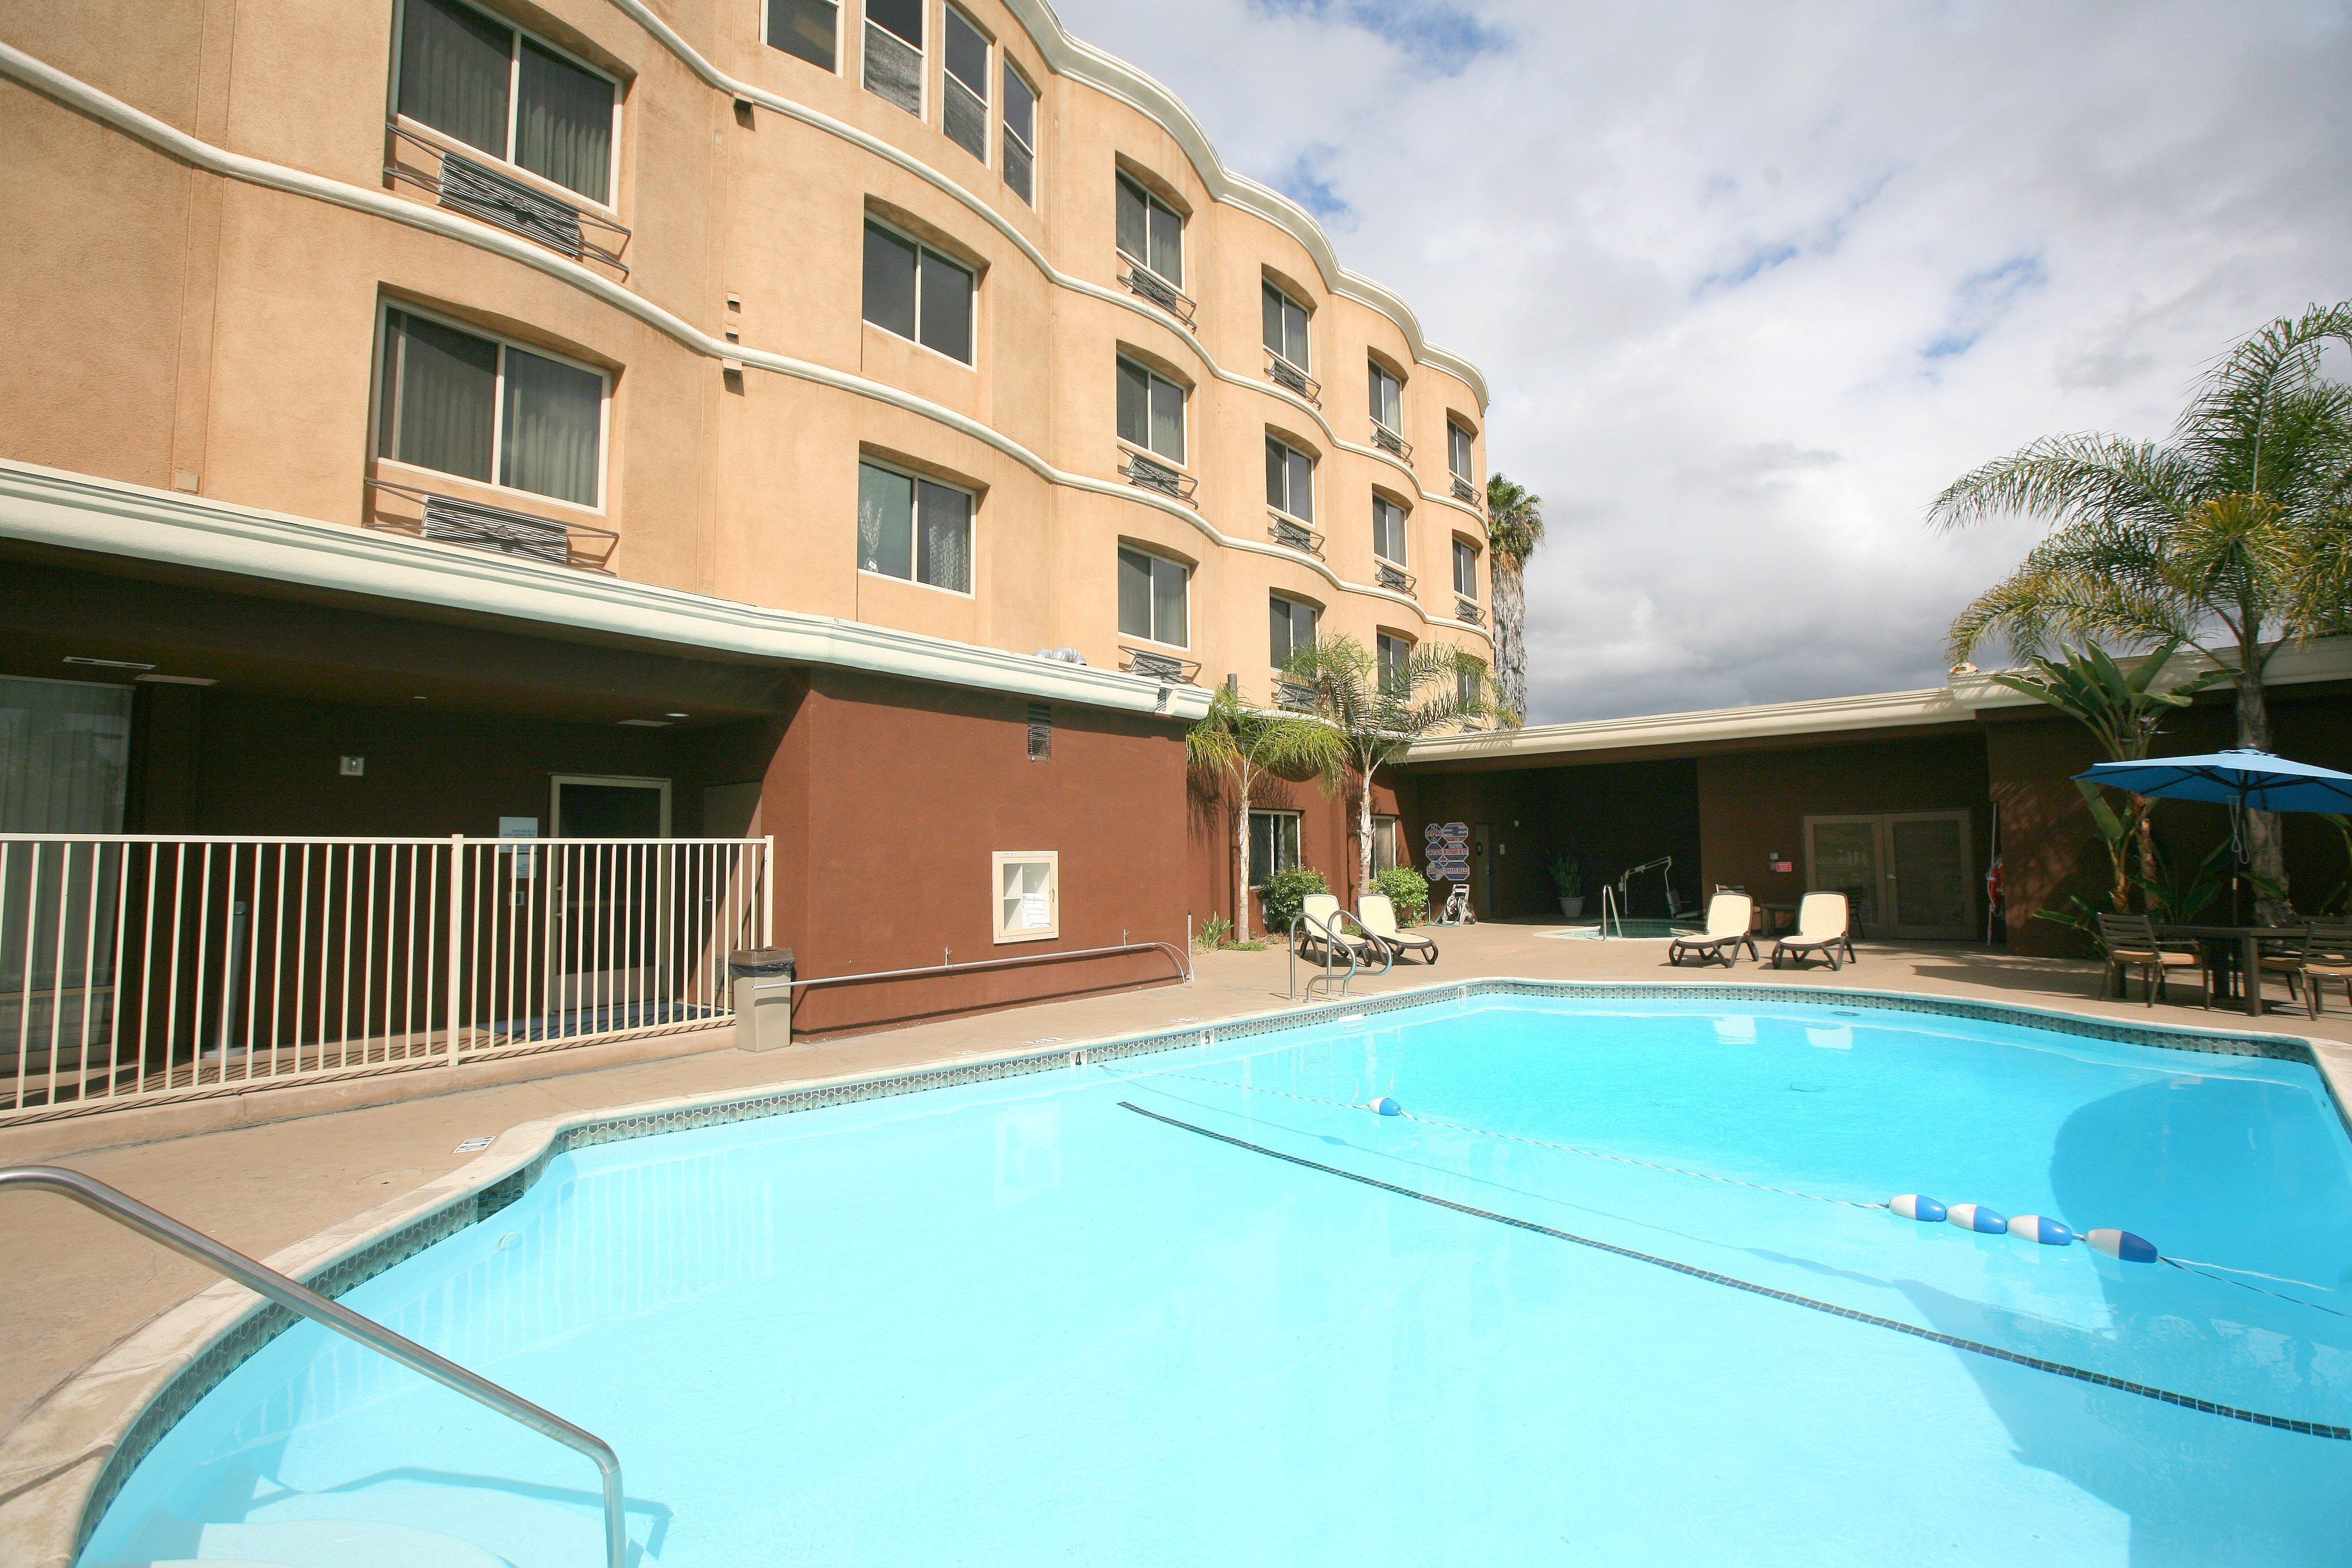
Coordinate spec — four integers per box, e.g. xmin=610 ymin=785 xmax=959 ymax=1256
xmin=6 ymin=976 xmax=2340 ymax=1567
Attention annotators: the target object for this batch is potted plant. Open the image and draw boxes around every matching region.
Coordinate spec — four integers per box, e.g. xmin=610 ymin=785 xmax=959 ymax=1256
xmin=1549 ymin=853 xmax=1584 ymax=918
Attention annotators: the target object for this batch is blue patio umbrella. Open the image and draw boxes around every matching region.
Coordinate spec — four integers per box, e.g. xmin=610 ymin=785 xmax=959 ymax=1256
xmin=2074 ymin=748 xmax=2352 ymax=922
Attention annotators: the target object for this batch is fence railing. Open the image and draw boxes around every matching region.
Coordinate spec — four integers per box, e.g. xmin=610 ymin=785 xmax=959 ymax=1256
xmin=0 ymin=835 xmax=770 ymax=1121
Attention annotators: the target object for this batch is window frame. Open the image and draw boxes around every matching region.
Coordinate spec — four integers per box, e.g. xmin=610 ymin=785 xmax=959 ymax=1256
xmin=1002 ymin=57 xmax=1038 ymax=207
xmin=1269 ymin=592 xmax=1319 ymax=668
xmin=1116 ymin=354 xmax=1187 ymax=466
xmin=1116 ymin=543 xmax=1191 ymax=648
xmin=1370 ymin=813 xmax=1402 ymax=875
xmin=1248 ymin=810 xmax=1303 ymax=883
xmin=389 ymin=0 xmax=624 ymax=213
xmin=861 ymin=0 xmax=925 ymax=116
xmin=1264 ymin=433 xmax=1315 ymax=523
xmin=1368 ymin=360 xmax=1403 ymax=436
xmin=761 ymin=0 xmax=842 ymax=74
xmin=369 ymin=299 xmax=613 ymax=513
xmin=1456 ymin=655 xmax=1486 ymax=710
xmin=940 ymin=3 xmax=991 ymax=165
xmin=1372 ymin=493 xmax=1408 ymax=566
xmin=991 ymin=850 xmax=1060 ymax=944
xmin=856 ymin=455 xmax=978 ymax=598
xmin=861 ymin=216 xmax=978 ymax=367
xmin=1453 ymin=536 xmax=1480 ymax=600
xmin=1114 ymin=171 xmax=1185 ymax=289
xmin=1447 ymin=418 xmax=1477 ymax=484
xmin=1262 ymin=279 xmax=1312 ymax=373
xmin=1377 ymin=632 xmax=1412 ymax=697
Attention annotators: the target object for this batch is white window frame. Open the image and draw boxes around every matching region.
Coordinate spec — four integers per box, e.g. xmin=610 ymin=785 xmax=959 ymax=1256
xmin=388 ymin=0 xmax=624 ymax=215
xmin=1002 ymin=57 xmax=1039 ymax=208
xmin=1369 ymin=360 xmax=1403 ymax=436
xmin=1116 ymin=543 xmax=1190 ymax=648
xmin=1371 ymin=813 xmax=1402 ymax=874
xmin=1263 ymin=279 xmax=1312 ymax=373
xmin=1269 ymin=592 xmax=1319 ymax=668
xmin=1377 ymin=632 xmax=1412 ymax=695
xmin=761 ymin=0 xmax=842 ymax=74
xmin=1372 ymin=493 xmax=1408 ymax=566
xmin=1447 ymin=418 xmax=1477 ymax=484
xmin=1116 ymin=354 xmax=1187 ymax=467
xmin=862 ymin=215 xmax=978 ymax=368
xmin=1453 ymin=536 xmax=1480 ymax=600
xmin=548 ymin=773 xmax=672 ymax=836
xmin=369 ymin=299 xmax=613 ymax=514
xmin=992 ymin=850 xmax=1060 ymax=943
xmin=856 ymin=455 xmax=977 ymax=599
xmin=862 ymin=0 xmax=925 ymax=117
xmin=1265 ymin=433 xmax=1314 ymax=524
xmin=1115 ymin=171 xmax=1184 ymax=288
xmin=941 ymin=3 xmax=991 ymax=164
xmin=1248 ymin=810 xmax=1302 ymax=881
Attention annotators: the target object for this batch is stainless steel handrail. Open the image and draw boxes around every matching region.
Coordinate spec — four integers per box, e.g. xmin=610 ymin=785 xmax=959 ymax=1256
xmin=1288 ymin=908 xmax=1388 ymax=999
xmin=1 ymin=1165 xmax=629 ymax=1568
xmin=748 ymin=935 xmax=1193 ymax=1003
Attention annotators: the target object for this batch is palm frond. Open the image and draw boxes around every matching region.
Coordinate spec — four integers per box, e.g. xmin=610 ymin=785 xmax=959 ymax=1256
xmin=1926 ymin=432 xmax=2199 ymax=535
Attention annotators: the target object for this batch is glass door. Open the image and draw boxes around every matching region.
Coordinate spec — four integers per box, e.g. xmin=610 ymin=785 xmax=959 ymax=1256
xmin=548 ymin=775 xmax=671 ymax=1023
xmin=1804 ymin=817 xmax=1885 ymax=936
xmin=1803 ymin=811 xmax=1976 ymax=941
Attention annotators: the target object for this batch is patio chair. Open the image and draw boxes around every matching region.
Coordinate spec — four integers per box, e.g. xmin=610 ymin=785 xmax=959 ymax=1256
xmin=1358 ymin=892 xmax=1437 ymax=965
xmin=2261 ymin=922 xmax=2352 ymax=1019
xmin=1768 ymin=893 xmax=1856 ymax=970
xmin=2094 ymin=912 xmax=2209 ymax=1009
xmin=1298 ymin=893 xmax=1389 ymax=968
xmin=1669 ymin=892 xmax=1757 ymax=968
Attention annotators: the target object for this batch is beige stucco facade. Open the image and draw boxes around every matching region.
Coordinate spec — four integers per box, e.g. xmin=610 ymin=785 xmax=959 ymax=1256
xmin=0 ymin=0 xmax=1492 ymax=702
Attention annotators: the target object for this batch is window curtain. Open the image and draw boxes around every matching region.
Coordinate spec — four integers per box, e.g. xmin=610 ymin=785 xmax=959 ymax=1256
xmin=499 ymin=347 xmax=602 ymax=504
xmin=1117 ymin=548 xmax=1153 ymax=639
xmin=916 ymin=479 xmax=971 ymax=592
xmin=398 ymin=0 xmax=512 ymax=157
xmin=1152 ymin=556 xmax=1187 ymax=645
xmin=858 ymin=463 xmax=914 ymax=578
xmin=1116 ymin=179 xmax=1148 ymax=268
xmin=0 ymin=676 xmax=129 ymax=834
xmin=382 ymin=311 xmax=497 ymax=482
xmin=863 ymin=23 xmax=921 ymax=114
xmin=1149 ymin=375 xmax=1184 ymax=463
xmin=942 ymin=8 xmax=988 ymax=160
xmin=1002 ymin=66 xmax=1035 ymax=203
xmin=1116 ymin=360 xmax=1149 ymax=450
xmin=516 ymin=40 xmax=612 ymax=204
xmin=1286 ymin=447 xmax=1314 ymax=520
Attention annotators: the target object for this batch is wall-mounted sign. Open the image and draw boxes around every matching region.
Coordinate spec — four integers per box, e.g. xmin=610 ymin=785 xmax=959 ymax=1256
xmin=1424 ymin=821 xmax=1471 ymax=881
xmin=499 ymin=815 xmax=540 ymax=878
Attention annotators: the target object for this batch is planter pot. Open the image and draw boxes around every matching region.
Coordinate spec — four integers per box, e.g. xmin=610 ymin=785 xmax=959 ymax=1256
xmin=1559 ymin=896 xmax=1584 ymax=918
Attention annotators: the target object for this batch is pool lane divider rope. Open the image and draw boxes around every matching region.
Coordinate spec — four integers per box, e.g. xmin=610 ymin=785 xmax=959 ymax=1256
xmin=1116 ymin=1100 xmax=2350 ymax=1442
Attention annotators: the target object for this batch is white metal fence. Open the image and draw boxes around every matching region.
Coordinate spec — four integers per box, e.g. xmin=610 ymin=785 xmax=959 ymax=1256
xmin=0 ymin=835 xmax=772 ymax=1121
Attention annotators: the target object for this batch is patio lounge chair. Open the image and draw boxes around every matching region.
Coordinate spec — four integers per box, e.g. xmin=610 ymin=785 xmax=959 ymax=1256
xmin=1358 ymin=892 xmax=1437 ymax=965
xmin=2260 ymin=922 xmax=2352 ymax=1018
xmin=1768 ymin=893 xmax=1856 ymax=970
xmin=1668 ymin=892 xmax=1757 ymax=968
xmin=2095 ymin=912 xmax=2209 ymax=1008
xmin=1298 ymin=893 xmax=1389 ymax=968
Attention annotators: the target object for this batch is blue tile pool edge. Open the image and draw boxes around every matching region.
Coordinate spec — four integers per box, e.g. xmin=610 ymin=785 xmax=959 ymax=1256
xmin=64 ymin=978 xmax=2335 ymax=1557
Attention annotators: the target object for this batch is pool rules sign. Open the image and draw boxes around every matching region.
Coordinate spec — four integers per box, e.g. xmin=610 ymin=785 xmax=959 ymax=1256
xmin=1424 ymin=822 xmax=1470 ymax=882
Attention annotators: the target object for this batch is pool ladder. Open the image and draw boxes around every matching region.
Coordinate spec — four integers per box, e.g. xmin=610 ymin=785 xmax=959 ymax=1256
xmin=0 ymin=1165 xmax=629 ymax=1568
xmin=1287 ymin=908 xmax=1392 ymax=1000
xmin=1595 ymin=885 xmax=1627 ymax=940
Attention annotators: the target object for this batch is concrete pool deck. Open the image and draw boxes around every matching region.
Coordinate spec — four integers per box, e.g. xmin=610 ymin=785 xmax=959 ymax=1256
xmin=5 ymin=922 xmax=2350 ymax=1564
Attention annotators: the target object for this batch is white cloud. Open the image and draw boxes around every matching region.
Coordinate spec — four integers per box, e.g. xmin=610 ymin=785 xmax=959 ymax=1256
xmin=1049 ymin=0 xmax=2352 ymax=721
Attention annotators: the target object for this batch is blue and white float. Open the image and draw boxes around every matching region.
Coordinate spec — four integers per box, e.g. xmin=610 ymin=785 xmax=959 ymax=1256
xmin=1947 ymin=1203 xmax=2007 ymax=1234
xmin=1891 ymin=1194 xmax=1947 ymax=1222
xmin=1367 ymin=1096 xmax=1403 ymax=1117
xmin=2008 ymin=1214 xmax=2074 ymax=1246
xmin=2084 ymin=1228 xmax=2159 ymax=1263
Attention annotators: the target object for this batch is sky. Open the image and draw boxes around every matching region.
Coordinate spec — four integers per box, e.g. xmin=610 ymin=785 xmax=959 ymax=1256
xmin=1048 ymin=0 xmax=2352 ymax=724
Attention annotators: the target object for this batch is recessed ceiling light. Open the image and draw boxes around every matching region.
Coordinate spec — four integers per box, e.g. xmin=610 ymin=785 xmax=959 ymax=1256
xmin=413 ymin=695 xmax=428 ymax=701
xmin=136 ymin=673 xmax=218 ymax=686
xmin=664 ymin=712 xmax=689 ymax=718
xmin=64 ymin=656 xmax=155 ymax=671
xmin=618 ymin=718 xmax=671 ymax=727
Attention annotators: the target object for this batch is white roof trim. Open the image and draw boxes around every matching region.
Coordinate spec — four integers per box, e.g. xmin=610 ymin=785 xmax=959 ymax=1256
xmin=0 ymin=461 xmax=1216 ymax=720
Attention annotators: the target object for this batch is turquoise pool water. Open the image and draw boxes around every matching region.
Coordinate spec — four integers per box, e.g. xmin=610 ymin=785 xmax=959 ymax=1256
xmin=82 ymin=994 xmax=2352 ymax=1566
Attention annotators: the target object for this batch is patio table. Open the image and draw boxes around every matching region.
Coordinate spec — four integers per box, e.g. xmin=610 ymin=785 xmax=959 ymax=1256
xmin=2153 ymin=923 xmax=2305 ymax=1017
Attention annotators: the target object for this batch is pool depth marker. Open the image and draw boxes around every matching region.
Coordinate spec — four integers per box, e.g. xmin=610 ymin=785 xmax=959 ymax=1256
xmin=1116 ymin=1100 xmax=2349 ymax=1442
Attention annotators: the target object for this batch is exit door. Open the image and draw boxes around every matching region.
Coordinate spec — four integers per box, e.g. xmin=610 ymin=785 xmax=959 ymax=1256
xmin=1472 ymin=823 xmax=1503 ymax=918
xmin=1803 ymin=811 xmax=1975 ymax=940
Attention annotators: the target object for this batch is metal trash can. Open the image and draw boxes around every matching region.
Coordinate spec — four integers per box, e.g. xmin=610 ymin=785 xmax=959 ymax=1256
xmin=729 ymin=947 xmax=796 ymax=1053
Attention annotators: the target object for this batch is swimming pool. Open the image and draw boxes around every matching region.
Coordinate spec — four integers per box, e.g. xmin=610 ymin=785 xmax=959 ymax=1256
xmin=79 ymin=985 xmax=2352 ymax=1566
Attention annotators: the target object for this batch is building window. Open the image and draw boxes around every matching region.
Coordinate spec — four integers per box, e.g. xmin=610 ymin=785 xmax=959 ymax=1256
xmin=1377 ymin=633 xmax=1411 ymax=696
xmin=1270 ymin=594 xmax=1318 ymax=667
xmin=942 ymin=6 xmax=989 ymax=163
xmin=863 ymin=221 xmax=974 ymax=363
xmin=1457 ymin=655 xmax=1486 ymax=709
xmin=1117 ymin=545 xmax=1188 ymax=646
xmin=1448 ymin=419 xmax=1476 ymax=485
xmin=395 ymin=0 xmax=617 ymax=204
xmin=858 ymin=460 xmax=971 ymax=593
xmin=863 ymin=0 xmax=922 ymax=114
xmin=993 ymin=850 xmax=1059 ymax=942
xmin=1263 ymin=281 xmax=1311 ymax=371
xmin=1373 ymin=495 xmax=1407 ymax=565
xmin=765 ymin=0 xmax=837 ymax=70
xmin=1264 ymin=435 xmax=1314 ymax=522
xmin=1453 ymin=537 xmax=1480 ymax=599
xmin=1115 ymin=173 xmax=1183 ymax=288
xmin=375 ymin=306 xmax=605 ymax=506
xmin=1116 ymin=357 xmax=1185 ymax=465
xmin=1249 ymin=811 xmax=1301 ymax=881
xmin=1002 ymin=61 xmax=1037 ymax=205
xmin=1369 ymin=361 xmax=1402 ymax=435
xmin=1371 ymin=813 xmax=1402 ymax=874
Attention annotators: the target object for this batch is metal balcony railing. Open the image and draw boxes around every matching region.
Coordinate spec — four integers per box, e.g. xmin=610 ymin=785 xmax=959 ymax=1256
xmin=386 ymin=123 xmax=631 ymax=276
xmin=367 ymin=480 xmax=618 ymax=570
xmin=1372 ymin=423 xmax=1413 ymax=461
xmin=1275 ymin=678 xmax=1318 ymax=712
xmin=1455 ymin=599 xmax=1483 ymax=626
xmin=1268 ymin=512 xmax=1326 ymax=560
xmin=1375 ymin=561 xmax=1417 ymax=594
xmin=1267 ymin=352 xmax=1321 ymax=407
xmin=1120 ymin=646 xmax=1202 ymax=684
xmin=1451 ymin=474 xmax=1480 ymax=506
xmin=1119 ymin=262 xmax=1198 ymax=328
xmin=1118 ymin=448 xmax=1198 ymax=507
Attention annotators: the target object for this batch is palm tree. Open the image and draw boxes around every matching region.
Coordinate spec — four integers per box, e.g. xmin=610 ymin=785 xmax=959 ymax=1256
xmin=1282 ymin=634 xmax=1490 ymax=896
xmin=1185 ymin=684 xmax=1345 ymax=942
xmin=1485 ymin=474 xmax=1547 ymax=720
xmin=1932 ymin=301 xmax=2352 ymax=915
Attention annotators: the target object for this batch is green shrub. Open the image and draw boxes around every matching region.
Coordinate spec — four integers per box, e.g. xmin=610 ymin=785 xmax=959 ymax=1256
xmin=1257 ymin=866 xmax=1329 ymax=933
xmin=1194 ymin=913 xmax=1234 ymax=950
xmin=1371 ymin=865 xmax=1430 ymax=923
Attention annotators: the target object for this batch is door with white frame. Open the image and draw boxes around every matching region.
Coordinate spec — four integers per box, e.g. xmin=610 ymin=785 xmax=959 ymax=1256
xmin=1802 ymin=811 xmax=1975 ymax=941
xmin=548 ymin=775 xmax=671 ymax=1018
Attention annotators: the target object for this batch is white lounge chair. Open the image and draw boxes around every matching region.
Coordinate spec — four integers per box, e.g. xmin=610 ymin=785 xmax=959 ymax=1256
xmin=1359 ymin=893 xmax=1437 ymax=965
xmin=1769 ymin=893 xmax=1857 ymax=970
xmin=1298 ymin=893 xmax=1388 ymax=967
xmin=1668 ymin=892 xmax=1756 ymax=968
